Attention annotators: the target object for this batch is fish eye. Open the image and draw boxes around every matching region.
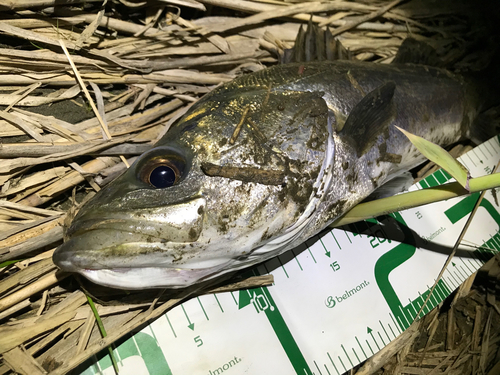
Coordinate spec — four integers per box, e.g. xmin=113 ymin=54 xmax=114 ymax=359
xmin=137 ymin=148 xmax=188 ymax=188
xmin=148 ymin=164 xmax=178 ymax=188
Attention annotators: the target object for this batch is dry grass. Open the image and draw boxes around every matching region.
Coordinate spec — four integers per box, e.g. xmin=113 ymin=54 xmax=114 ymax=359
xmin=0 ymin=0 xmax=498 ymax=374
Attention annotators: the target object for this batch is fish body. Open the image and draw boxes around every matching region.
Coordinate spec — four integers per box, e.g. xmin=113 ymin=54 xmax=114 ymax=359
xmin=54 ymin=59 xmax=482 ymax=289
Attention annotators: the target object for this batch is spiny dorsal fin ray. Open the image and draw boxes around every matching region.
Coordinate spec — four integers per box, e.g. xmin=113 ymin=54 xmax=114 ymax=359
xmin=392 ymin=38 xmax=442 ymax=67
xmin=326 ymin=28 xmax=350 ymax=61
xmin=340 ymin=82 xmax=397 ymax=157
xmin=282 ymin=21 xmax=351 ymax=63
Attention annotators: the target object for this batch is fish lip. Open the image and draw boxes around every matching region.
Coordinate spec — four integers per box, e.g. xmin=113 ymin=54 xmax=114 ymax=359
xmin=54 ymin=228 xmax=191 ymax=271
xmin=77 ymin=266 xmax=228 ymax=289
xmin=54 ymin=240 xmax=231 ymax=289
xmin=54 ymin=255 xmax=225 ymax=289
xmin=66 ymin=196 xmax=206 ymax=241
xmin=65 ymin=217 xmax=126 ymax=239
xmin=53 ymin=250 xmax=79 ymax=273
xmin=53 ymin=230 xmax=237 ymax=288
xmin=65 ymin=217 xmax=151 ymax=239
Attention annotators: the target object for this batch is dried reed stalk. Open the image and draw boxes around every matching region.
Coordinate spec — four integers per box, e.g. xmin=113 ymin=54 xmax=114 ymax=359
xmin=0 ymin=0 xmax=496 ymax=374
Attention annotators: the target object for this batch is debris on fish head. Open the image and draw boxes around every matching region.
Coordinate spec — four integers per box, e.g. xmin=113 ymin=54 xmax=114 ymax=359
xmin=54 ymin=85 xmax=337 ymax=289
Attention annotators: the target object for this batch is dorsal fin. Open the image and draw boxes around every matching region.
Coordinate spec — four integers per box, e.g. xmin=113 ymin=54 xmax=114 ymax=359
xmin=325 ymin=28 xmax=351 ymax=61
xmin=392 ymin=38 xmax=442 ymax=67
xmin=282 ymin=21 xmax=351 ymax=64
xmin=340 ymin=82 xmax=397 ymax=157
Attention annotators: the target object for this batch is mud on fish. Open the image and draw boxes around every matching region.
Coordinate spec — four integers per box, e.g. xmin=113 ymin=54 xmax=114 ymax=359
xmin=53 ymin=35 xmax=496 ymax=289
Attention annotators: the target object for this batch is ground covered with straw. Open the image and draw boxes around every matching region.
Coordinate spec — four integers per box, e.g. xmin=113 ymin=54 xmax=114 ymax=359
xmin=0 ymin=0 xmax=499 ymax=374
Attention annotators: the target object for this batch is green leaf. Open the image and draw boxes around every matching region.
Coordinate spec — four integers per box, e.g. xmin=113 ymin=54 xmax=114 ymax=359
xmin=0 ymin=259 xmax=22 ymax=269
xmin=86 ymin=294 xmax=120 ymax=374
xmin=396 ymin=126 xmax=470 ymax=190
xmin=331 ymin=172 xmax=500 ymax=227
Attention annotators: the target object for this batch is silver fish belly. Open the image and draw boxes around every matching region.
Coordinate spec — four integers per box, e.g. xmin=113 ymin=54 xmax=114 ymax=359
xmin=53 ymin=60 xmax=480 ymax=289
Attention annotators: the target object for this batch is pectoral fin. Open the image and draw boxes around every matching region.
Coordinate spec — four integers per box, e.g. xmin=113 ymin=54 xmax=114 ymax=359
xmin=340 ymin=82 xmax=396 ymax=157
xmin=364 ymin=171 xmax=414 ymax=201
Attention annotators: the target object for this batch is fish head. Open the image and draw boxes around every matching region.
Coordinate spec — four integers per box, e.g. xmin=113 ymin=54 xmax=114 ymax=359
xmin=54 ymin=88 xmax=333 ymax=289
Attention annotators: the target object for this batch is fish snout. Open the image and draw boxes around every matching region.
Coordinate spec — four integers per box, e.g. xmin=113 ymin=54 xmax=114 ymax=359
xmin=53 ymin=197 xmax=207 ymax=276
xmin=66 ymin=197 xmax=206 ymax=243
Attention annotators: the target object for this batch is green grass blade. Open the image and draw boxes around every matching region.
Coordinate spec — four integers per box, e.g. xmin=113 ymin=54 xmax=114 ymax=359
xmin=0 ymin=259 xmax=22 ymax=268
xmin=85 ymin=294 xmax=120 ymax=374
xmin=332 ymin=172 xmax=500 ymax=227
xmin=397 ymin=126 xmax=470 ymax=189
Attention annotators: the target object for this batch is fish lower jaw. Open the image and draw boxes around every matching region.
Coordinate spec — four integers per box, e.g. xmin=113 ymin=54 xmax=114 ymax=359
xmin=78 ymin=265 xmax=229 ymax=289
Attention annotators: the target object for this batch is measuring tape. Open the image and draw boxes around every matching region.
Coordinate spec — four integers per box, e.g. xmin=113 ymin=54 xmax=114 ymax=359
xmin=82 ymin=136 xmax=500 ymax=375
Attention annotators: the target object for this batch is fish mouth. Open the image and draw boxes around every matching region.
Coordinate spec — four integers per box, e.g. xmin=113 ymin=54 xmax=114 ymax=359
xmin=53 ymin=197 xmax=218 ymax=289
xmin=70 ymin=266 xmax=227 ymax=289
xmin=53 ymin=228 xmax=231 ymax=289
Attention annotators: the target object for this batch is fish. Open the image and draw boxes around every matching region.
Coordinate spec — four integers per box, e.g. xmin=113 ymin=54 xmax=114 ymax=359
xmin=53 ymin=36 xmax=494 ymax=290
